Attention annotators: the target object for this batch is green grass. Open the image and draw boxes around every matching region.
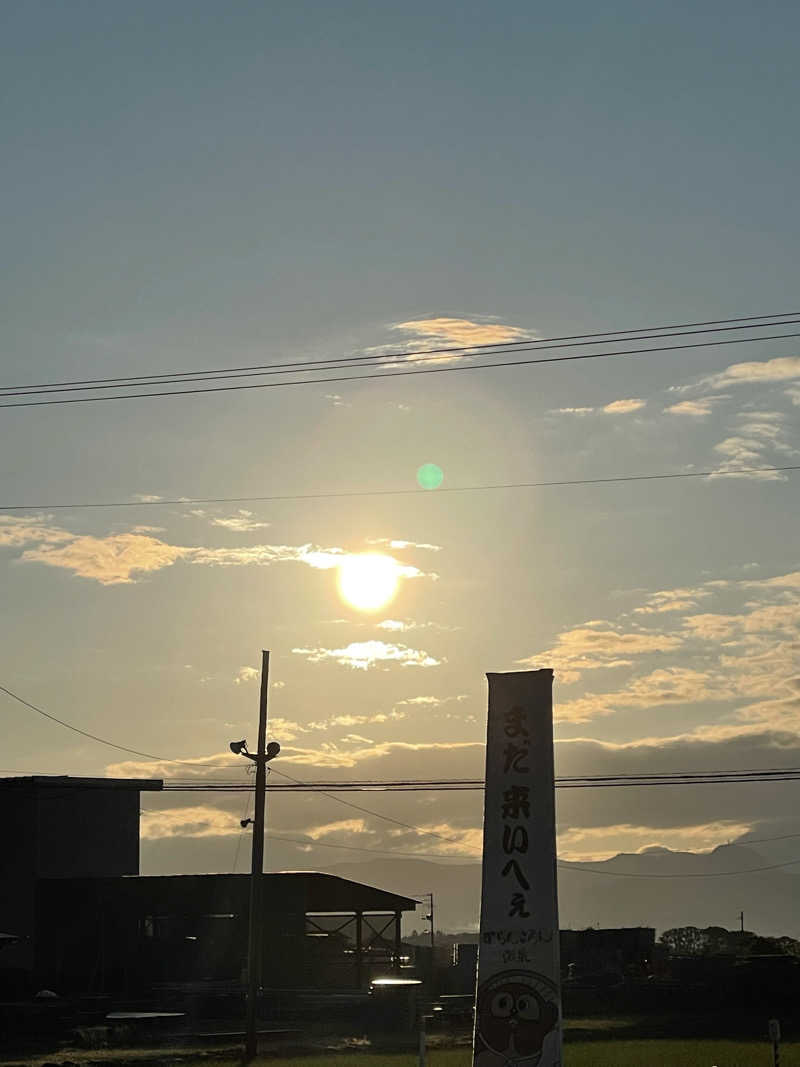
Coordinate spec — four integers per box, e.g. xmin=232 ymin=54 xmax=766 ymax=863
xmin=193 ymin=1044 xmax=797 ymax=1067
xmin=6 ymin=1038 xmax=796 ymax=1066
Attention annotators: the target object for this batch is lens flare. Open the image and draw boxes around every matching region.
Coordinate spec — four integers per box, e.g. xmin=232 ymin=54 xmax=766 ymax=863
xmin=417 ymin=463 xmax=444 ymax=490
xmin=337 ymin=553 xmax=401 ymax=613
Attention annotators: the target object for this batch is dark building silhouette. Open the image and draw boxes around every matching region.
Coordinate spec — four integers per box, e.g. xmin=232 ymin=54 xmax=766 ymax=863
xmin=560 ymin=926 xmax=655 ymax=978
xmin=36 ymin=872 xmax=417 ymax=996
xmin=0 ymin=775 xmax=163 ymax=975
xmin=0 ymin=775 xmax=418 ymax=1000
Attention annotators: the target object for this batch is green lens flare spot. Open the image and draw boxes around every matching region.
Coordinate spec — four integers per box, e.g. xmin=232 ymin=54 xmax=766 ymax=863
xmin=417 ymin=463 xmax=444 ymax=490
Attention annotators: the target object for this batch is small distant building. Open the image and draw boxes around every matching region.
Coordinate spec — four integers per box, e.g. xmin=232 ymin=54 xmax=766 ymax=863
xmin=0 ymin=775 xmax=163 ymax=973
xmin=560 ymin=927 xmax=655 ymax=978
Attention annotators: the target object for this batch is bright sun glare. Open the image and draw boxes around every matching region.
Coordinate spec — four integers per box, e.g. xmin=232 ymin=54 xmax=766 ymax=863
xmin=337 ymin=553 xmax=401 ymax=613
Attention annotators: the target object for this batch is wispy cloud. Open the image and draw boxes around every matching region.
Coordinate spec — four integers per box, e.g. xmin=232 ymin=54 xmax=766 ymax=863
xmin=376 ymin=618 xmax=458 ymax=633
xmin=710 ymin=412 xmax=797 ymax=480
xmin=392 ymin=317 xmax=534 ymax=348
xmin=366 ymin=538 xmax=443 ymax=552
xmin=518 ymin=626 xmax=683 ymax=684
xmin=664 ymin=397 xmax=727 ymax=417
xmin=556 ymin=667 xmax=734 ymax=723
xmin=711 ymin=354 xmax=800 ymax=388
xmin=207 ymin=510 xmax=270 ymax=532
xmin=234 ymin=666 xmax=260 ymax=685
xmin=548 ymin=399 xmax=646 ymax=417
xmin=634 ymin=586 xmax=714 ymax=615
xmin=19 ymin=531 xmax=188 ymax=585
xmin=602 ymin=398 xmax=646 ymax=414
xmin=292 ymin=640 xmax=443 ymax=670
xmin=141 ymin=805 xmax=240 ymax=839
xmin=0 ymin=518 xmax=438 ymax=587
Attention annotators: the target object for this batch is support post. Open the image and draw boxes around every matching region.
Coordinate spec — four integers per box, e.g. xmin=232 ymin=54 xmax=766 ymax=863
xmin=244 ymin=650 xmax=270 ymax=1062
xmin=394 ymin=912 xmax=402 ymax=973
xmin=355 ymin=910 xmax=363 ymax=989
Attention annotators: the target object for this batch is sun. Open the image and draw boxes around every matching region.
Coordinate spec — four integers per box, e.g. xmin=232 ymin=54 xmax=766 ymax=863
xmin=337 ymin=553 xmax=401 ymax=613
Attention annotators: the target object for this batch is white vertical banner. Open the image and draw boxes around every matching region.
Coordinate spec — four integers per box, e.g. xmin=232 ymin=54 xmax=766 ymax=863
xmin=473 ymin=669 xmax=562 ymax=1067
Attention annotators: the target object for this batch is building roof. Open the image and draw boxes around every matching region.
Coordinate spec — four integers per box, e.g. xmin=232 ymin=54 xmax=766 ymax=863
xmin=39 ymin=871 xmax=419 ymax=913
xmin=0 ymin=775 xmax=163 ymax=791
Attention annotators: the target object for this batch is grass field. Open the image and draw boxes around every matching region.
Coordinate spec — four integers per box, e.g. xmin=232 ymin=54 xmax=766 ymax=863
xmin=187 ymin=1044 xmax=796 ymax=1066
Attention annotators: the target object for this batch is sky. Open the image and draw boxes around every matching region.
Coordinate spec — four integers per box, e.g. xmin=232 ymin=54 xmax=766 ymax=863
xmin=1 ymin=1 xmax=799 ymax=884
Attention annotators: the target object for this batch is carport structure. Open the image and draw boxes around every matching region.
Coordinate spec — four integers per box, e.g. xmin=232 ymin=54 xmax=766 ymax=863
xmin=36 ymin=871 xmax=418 ymax=994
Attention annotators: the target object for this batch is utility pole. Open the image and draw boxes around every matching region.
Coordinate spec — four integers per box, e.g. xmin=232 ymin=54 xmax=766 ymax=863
xmin=740 ymin=910 xmax=745 ymax=934
xmin=230 ymin=651 xmax=281 ymax=1063
xmin=427 ymin=892 xmax=435 ymax=955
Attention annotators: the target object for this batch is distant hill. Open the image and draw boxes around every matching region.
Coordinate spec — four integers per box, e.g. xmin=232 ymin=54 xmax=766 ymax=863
xmin=329 ymin=845 xmax=800 ymax=939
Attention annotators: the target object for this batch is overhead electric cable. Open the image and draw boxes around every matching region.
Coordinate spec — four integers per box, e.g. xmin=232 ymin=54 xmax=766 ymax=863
xmin=557 ymin=857 xmax=800 ymax=878
xmin=251 ymin=829 xmax=800 ymax=878
xmin=3 ymin=330 xmax=799 ymax=409
xmin=162 ymin=766 xmax=800 ymax=791
xmin=1 ymin=464 xmax=798 ymax=513
xmin=3 ymin=316 xmax=798 ymax=397
xmin=267 ymin=764 xmax=455 ymax=843
xmin=0 ymin=683 xmax=227 ymax=769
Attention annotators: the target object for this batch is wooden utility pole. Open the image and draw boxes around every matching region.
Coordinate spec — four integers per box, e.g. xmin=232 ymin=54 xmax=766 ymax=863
xmin=428 ymin=892 xmax=435 ymax=955
xmin=244 ymin=650 xmax=270 ymax=1062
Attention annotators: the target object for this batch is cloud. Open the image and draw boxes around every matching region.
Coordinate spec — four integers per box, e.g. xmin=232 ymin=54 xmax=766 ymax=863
xmin=519 ymin=626 xmax=683 ymax=683
xmin=376 ymin=618 xmax=458 ymax=633
xmin=555 ymin=667 xmax=735 ymax=723
xmin=305 ymin=818 xmax=370 ymax=840
xmin=634 ymin=586 xmax=714 ymax=615
xmin=141 ymin=805 xmax=240 ymax=839
xmin=787 ymin=386 xmax=800 ymax=406
xmin=392 ymin=317 xmax=534 ymax=348
xmin=548 ymin=399 xmax=647 ymax=416
xmin=208 ymin=510 xmax=270 ymax=532
xmin=394 ymin=694 xmax=470 ymax=709
xmin=602 ymin=398 xmax=646 ymax=414
xmin=711 ymin=355 xmax=800 ymax=387
xmin=292 ymin=640 xmax=442 ymax=670
xmin=664 ymin=398 xmax=723 ymax=417
xmin=324 ymin=393 xmax=349 ymax=407
xmin=0 ymin=516 xmax=74 ymax=549
xmin=558 ymin=820 xmax=753 ymax=862
xmin=366 ymin=538 xmax=443 ymax=552
xmin=20 ymin=532 xmax=188 ymax=585
xmin=234 ymin=666 xmax=260 ymax=685
xmin=0 ymin=516 xmax=439 ymax=587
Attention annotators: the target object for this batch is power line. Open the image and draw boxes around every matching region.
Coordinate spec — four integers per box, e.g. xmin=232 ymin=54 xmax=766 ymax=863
xmin=256 ymin=829 xmax=800 ymax=879
xmin=558 ymin=857 xmax=800 ymax=879
xmin=2 ymin=464 xmax=798 ymax=514
xmin=7 ymin=678 xmax=800 ymax=864
xmin=3 ymin=330 xmax=799 ymax=409
xmin=4 ymin=316 xmax=798 ymax=398
xmin=6 ymin=678 xmax=800 ymax=796
xmin=164 ymin=768 xmax=800 ymax=791
xmin=267 ymin=764 xmax=456 ymax=843
xmin=0 ymin=683 xmax=220 ymax=768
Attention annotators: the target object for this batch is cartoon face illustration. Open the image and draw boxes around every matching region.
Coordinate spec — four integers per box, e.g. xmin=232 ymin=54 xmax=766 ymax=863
xmin=475 ymin=970 xmax=559 ymax=1066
